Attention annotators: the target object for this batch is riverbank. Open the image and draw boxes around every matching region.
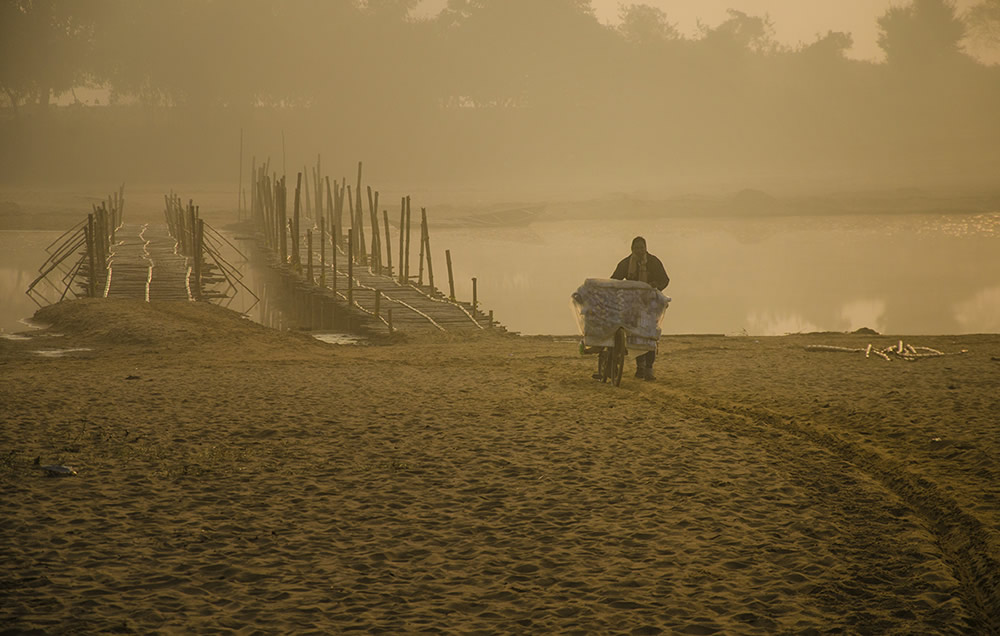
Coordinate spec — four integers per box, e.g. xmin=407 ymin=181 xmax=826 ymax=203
xmin=2 ymin=299 xmax=998 ymax=633
xmin=3 ymin=182 xmax=999 ymax=231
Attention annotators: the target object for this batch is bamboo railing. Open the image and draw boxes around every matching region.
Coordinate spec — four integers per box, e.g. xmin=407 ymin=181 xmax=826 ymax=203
xmin=25 ymin=186 xmax=125 ymax=306
xmin=163 ymin=193 xmax=258 ymax=307
xmin=245 ymin=156 xmax=498 ymax=334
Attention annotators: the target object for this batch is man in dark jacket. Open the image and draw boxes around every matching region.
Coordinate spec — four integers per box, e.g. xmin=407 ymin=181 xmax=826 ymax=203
xmin=611 ymin=236 xmax=669 ymax=380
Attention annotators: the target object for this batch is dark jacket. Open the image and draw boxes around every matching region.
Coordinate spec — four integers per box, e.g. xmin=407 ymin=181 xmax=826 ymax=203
xmin=611 ymin=253 xmax=669 ymax=291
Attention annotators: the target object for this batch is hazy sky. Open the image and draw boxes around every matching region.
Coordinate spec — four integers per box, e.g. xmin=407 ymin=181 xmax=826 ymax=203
xmin=414 ymin=0 xmax=986 ymax=61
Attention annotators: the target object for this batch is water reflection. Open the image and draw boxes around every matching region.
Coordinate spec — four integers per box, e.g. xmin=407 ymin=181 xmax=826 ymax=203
xmin=954 ymin=285 xmax=1000 ymax=333
xmin=430 ymin=213 xmax=1000 ymax=335
xmin=0 ymin=230 xmax=63 ymax=334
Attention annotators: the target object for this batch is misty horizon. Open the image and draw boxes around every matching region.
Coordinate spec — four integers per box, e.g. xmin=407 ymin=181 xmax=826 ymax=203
xmin=0 ymin=0 xmax=998 ymax=197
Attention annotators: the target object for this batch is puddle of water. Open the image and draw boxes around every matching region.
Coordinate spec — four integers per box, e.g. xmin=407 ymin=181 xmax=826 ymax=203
xmin=312 ymin=333 xmax=366 ymax=345
xmin=32 ymin=348 xmax=92 ymax=358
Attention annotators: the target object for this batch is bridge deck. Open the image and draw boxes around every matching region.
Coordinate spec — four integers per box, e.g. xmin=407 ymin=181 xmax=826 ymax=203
xmin=288 ymin=242 xmax=496 ymax=334
xmin=104 ymin=223 xmax=498 ymax=334
xmin=106 ymin=224 xmax=191 ymax=301
xmin=297 ymin=253 xmax=492 ymax=333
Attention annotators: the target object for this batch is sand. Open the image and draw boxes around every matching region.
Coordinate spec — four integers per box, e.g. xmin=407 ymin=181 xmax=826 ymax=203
xmin=1 ymin=299 xmax=998 ymax=634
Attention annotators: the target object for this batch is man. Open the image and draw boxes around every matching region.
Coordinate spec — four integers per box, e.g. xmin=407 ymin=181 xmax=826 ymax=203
xmin=611 ymin=236 xmax=670 ymax=380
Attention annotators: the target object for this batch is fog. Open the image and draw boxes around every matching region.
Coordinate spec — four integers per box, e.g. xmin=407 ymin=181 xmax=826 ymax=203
xmin=1 ymin=0 xmax=999 ymax=196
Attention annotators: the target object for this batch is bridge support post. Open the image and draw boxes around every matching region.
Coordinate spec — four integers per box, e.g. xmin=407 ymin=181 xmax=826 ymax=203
xmin=85 ymin=217 xmax=96 ymax=298
xmin=446 ymin=250 xmax=455 ymax=301
xmin=319 ymin=218 xmax=326 ymax=288
xmin=422 ymin=208 xmax=434 ymax=292
xmin=404 ymin=196 xmax=411 ymax=281
xmin=347 ymin=228 xmax=354 ymax=308
xmin=398 ymin=199 xmax=405 ymax=283
xmin=195 ymin=219 xmax=204 ymax=300
xmin=382 ymin=209 xmax=392 ymax=277
xmin=307 ymin=230 xmax=313 ymax=284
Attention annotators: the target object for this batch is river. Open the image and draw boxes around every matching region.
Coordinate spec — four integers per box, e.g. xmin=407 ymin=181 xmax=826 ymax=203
xmin=3 ymin=212 xmax=999 ymax=336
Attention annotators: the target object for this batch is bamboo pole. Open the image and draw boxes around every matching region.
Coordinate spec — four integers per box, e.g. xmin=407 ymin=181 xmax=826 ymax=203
xmin=278 ymin=177 xmax=288 ymax=263
xmin=187 ymin=202 xmax=197 ymax=258
xmin=366 ymin=186 xmax=376 ymax=269
xmin=195 ymin=218 xmax=204 ymax=300
xmin=368 ymin=189 xmax=381 ymax=274
xmin=375 ymin=288 xmax=381 ymax=320
xmin=307 ymin=230 xmax=313 ymax=284
xmin=372 ymin=190 xmax=381 ymax=273
xmin=315 ymin=154 xmax=322 ymax=225
xmin=355 ymin=162 xmax=366 ymax=265
xmin=99 ymin=204 xmax=109 ymax=265
xmin=446 ymin=249 xmax=455 ymax=301
xmin=303 ymin=166 xmax=312 ymax=220
xmin=85 ymin=216 xmax=95 ymax=298
xmin=293 ymin=172 xmax=302 ymax=268
xmin=404 ymin=196 xmax=411 ymax=280
xmin=347 ymin=228 xmax=354 ymax=307
xmin=319 ymin=216 xmax=326 ymax=287
xmin=332 ymin=223 xmax=337 ymax=295
xmin=346 ymin=185 xmax=355 ymax=259
xmin=417 ymin=206 xmax=425 ymax=286
xmin=337 ymin=177 xmax=346 ymax=249
xmin=422 ymin=207 xmax=435 ymax=292
xmin=325 ymin=176 xmax=336 ymax=249
xmin=472 ymin=277 xmax=477 ymax=314
xmin=382 ymin=209 xmax=393 ymax=277
xmin=398 ymin=198 xmax=405 ymax=283
xmin=387 ymin=308 xmax=393 ymax=333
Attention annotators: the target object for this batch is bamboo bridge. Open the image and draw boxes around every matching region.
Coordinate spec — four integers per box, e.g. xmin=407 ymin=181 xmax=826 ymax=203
xmin=26 ymin=190 xmax=252 ymax=310
xmin=26 ymin=171 xmax=505 ymax=337
xmin=247 ymin=160 xmax=501 ymax=335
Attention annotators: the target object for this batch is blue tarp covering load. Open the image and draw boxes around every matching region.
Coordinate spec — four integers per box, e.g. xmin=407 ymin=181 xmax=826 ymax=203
xmin=571 ymin=278 xmax=670 ymax=351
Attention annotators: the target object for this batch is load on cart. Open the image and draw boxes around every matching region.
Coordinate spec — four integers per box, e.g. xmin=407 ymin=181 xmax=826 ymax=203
xmin=571 ymin=278 xmax=671 ymax=386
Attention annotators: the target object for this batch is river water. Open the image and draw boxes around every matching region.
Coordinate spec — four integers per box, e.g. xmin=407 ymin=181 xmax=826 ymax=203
xmin=429 ymin=212 xmax=1000 ymax=336
xmin=4 ymin=212 xmax=999 ymax=336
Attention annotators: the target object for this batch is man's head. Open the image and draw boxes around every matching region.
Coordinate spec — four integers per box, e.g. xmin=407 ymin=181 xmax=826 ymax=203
xmin=631 ymin=236 xmax=647 ymax=258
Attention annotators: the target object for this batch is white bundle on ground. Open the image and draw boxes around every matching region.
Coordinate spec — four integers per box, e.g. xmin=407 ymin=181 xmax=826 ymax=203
xmin=571 ymin=278 xmax=671 ymax=350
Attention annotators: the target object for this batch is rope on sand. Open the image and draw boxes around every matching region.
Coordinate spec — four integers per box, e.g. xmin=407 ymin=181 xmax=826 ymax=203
xmin=806 ymin=340 xmax=967 ymax=361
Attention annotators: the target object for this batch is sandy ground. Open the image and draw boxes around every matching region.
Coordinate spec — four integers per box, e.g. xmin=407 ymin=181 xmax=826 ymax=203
xmin=1 ymin=299 xmax=998 ymax=634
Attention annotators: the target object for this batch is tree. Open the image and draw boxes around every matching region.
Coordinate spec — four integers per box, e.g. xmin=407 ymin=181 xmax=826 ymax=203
xmin=697 ymin=9 xmax=775 ymax=55
xmin=618 ymin=3 xmax=679 ymax=47
xmin=965 ymin=0 xmax=1000 ymax=62
xmin=802 ymin=30 xmax=854 ymax=60
xmin=877 ymin=0 xmax=966 ymax=68
xmin=0 ymin=0 xmax=92 ymax=114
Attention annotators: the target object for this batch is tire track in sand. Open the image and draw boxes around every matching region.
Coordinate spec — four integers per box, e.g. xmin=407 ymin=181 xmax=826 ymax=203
xmin=633 ymin=383 xmax=1000 ymax=635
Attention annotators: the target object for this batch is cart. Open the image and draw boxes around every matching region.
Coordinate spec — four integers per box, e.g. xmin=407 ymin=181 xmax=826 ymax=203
xmin=571 ymin=278 xmax=671 ymax=386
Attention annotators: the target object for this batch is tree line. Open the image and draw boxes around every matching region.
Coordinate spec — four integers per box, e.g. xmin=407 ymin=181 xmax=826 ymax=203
xmin=2 ymin=0 xmax=999 ymax=186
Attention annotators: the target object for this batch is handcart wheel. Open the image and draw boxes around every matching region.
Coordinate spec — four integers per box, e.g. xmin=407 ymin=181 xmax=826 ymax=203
xmin=611 ymin=328 xmax=626 ymax=386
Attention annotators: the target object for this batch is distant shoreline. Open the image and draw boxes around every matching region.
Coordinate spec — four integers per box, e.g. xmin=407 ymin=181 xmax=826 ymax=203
xmin=3 ymin=185 xmax=998 ymax=232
